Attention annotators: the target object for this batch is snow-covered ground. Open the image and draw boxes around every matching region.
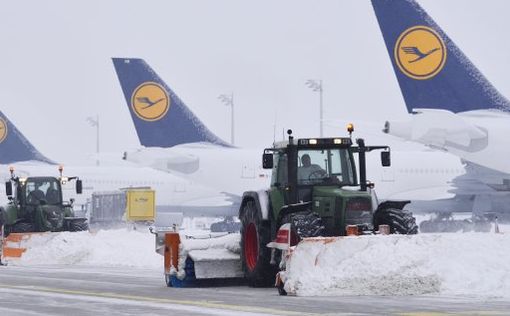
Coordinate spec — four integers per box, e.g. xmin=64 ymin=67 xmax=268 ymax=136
xmin=6 ymin=217 xmax=510 ymax=299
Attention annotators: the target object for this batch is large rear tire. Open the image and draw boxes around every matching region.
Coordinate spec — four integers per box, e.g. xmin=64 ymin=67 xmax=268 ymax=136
xmin=240 ymin=200 xmax=275 ymax=287
xmin=374 ymin=208 xmax=418 ymax=235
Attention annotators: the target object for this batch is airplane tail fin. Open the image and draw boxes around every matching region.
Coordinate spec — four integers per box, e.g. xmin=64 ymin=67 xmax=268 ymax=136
xmin=0 ymin=110 xmax=54 ymax=164
xmin=112 ymin=58 xmax=232 ymax=148
xmin=371 ymin=0 xmax=510 ymax=113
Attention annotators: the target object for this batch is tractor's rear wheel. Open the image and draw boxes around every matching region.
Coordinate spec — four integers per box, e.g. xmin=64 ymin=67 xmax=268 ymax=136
xmin=374 ymin=208 xmax=418 ymax=234
xmin=69 ymin=221 xmax=89 ymax=232
xmin=240 ymin=200 xmax=275 ymax=287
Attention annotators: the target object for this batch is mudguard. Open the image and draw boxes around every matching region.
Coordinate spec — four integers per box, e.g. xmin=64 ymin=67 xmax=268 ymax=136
xmin=239 ymin=190 xmax=271 ymax=220
xmin=377 ymin=200 xmax=411 ymax=211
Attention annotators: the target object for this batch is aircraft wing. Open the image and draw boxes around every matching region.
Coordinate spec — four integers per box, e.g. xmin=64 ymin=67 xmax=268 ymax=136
xmin=157 ymin=193 xmax=241 ymax=217
xmin=384 ymin=109 xmax=488 ymax=153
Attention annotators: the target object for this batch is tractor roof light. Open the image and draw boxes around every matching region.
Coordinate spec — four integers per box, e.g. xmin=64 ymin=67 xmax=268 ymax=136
xmin=347 ymin=123 xmax=354 ymax=137
xmin=298 ymin=137 xmax=352 ymax=146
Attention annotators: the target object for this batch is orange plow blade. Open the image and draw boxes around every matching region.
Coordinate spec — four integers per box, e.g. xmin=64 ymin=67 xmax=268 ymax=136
xmin=1 ymin=232 xmax=48 ymax=261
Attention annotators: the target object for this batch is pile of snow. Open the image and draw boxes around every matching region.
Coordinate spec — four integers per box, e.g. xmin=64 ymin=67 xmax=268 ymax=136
xmin=14 ymin=229 xmax=161 ymax=268
xmin=283 ymin=232 xmax=510 ymax=298
xmin=12 ymin=225 xmax=240 ymax=271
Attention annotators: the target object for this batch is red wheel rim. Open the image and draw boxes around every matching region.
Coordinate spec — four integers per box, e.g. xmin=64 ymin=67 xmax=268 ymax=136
xmin=244 ymin=222 xmax=258 ymax=271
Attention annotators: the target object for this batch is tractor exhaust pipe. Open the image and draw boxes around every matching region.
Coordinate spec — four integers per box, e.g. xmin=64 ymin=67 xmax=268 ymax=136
xmin=356 ymin=138 xmax=367 ymax=191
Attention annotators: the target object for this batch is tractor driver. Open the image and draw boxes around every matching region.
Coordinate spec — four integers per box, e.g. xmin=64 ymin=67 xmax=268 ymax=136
xmin=27 ymin=182 xmax=46 ymax=205
xmin=298 ymin=154 xmax=327 ymax=184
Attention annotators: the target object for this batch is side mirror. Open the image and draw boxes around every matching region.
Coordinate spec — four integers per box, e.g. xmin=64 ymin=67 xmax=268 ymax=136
xmin=262 ymin=153 xmax=273 ymax=169
xmin=76 ymin=179 xmax=83 ymax=194
xmin=5 ymin=182 xmax=12 ymax=197
xmin=381 ymin=151 xmax=391 ymax=167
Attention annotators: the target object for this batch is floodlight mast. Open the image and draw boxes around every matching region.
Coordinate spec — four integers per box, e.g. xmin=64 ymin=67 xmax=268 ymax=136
xmin=306 ymin=79 xmax=323 ymax=137
xmin=218 ymin=93 xmax=235 ymax=145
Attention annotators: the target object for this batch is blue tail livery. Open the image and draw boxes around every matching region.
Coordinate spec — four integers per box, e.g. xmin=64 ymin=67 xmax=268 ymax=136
xmin=0 ymin=110 xmax=54 ymax=164
xmin=371 ymin=0 xmax=510 ymax=113
xmin=112 ymin=58 xmax=232 ymax=148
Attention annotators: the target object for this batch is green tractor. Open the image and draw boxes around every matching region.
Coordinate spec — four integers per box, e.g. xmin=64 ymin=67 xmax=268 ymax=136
xmin=239 ymin=129 xmax=418 ymax=286
xmin=0 ymin=167 xmax=88 ymax=235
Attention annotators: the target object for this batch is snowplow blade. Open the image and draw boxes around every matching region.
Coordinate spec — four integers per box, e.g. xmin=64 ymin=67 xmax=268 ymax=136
xmin=1 ymin=232 xmax=49 ymax=261
xmin=276 ymin=235 xmax=403 ymax=295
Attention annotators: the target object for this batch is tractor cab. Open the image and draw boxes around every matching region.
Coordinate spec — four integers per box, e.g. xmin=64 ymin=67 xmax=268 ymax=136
xmin=265 ymin=137 xmax=361 ymax=203
xmin=22 ymin=177 xmax=63 ymax=206
xmin=262 ymin=130 xmax=392 ymax=236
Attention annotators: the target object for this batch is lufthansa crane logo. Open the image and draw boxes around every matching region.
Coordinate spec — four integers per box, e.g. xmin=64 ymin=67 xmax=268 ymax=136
xmin=0 ymin=117 xmax=7 ymax=143
xmin=394 ymin=26 xmax=447 ymax=80
xmin=131 ymin=82 xmax=170 ymax=121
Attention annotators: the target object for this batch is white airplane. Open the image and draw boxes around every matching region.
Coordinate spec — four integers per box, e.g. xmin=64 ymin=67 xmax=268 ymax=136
xmin=0 ymin=110 xmax=236 ymax=217
xmin=111 ymin=57 xmax=467 ymax=212
xmin=371 ymin=0 xmax=510 ymax=217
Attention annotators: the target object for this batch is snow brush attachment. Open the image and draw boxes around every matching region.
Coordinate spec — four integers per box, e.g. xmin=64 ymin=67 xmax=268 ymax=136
xmin=160 ymin=231 xmax=244 ymax=288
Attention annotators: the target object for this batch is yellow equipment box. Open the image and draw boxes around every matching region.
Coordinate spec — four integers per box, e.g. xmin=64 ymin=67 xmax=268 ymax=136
xmin=126 ymin=189 xmax=156 ymax=221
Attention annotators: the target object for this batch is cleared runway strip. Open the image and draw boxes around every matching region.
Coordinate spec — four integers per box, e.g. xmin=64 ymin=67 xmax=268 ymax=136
xmin=0 ymin=265 xmax=509 ymax=315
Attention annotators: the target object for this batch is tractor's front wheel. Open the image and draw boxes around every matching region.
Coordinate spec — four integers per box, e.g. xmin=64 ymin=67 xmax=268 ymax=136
xmin=69 ymin=220 xmax=89 ymax=232
xmin=374 ymin=208 xmax=418 ymax=235
xmin=240 ymin=200 xmax=275 ymax=287
xmin=281 ymin=210 xmax=325 ymax=242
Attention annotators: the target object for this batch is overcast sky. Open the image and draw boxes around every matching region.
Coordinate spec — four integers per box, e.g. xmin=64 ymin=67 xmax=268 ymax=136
xmin=0 ymin=0 xmax=508 ymax=163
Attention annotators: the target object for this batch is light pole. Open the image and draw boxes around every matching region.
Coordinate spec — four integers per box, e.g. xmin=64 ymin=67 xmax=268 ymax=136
xmin=305 ymin=79 xmax=323 ymax=137
xmin=86 ymin=115 xmax=100 ymax=166
xmin=218 ymin=93 xmax=234 ymax=145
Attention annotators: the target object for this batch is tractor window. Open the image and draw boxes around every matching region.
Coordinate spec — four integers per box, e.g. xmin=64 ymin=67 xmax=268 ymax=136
xmin=272 ymin=153 xmax=288 ymax=186
xmin=26 ymin=179 xmax=61 ymax=205
xmin=298 ymin=149 xmax=354 ymax=185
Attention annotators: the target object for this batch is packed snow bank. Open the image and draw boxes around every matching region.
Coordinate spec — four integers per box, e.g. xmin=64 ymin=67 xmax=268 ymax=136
xmin=13 ymin=229 xmax=161 ymax=268
xmin=12 ymin=227 xmax=240 ymax=271
xmin=283 ymin=232 xmax=510 ymax=298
